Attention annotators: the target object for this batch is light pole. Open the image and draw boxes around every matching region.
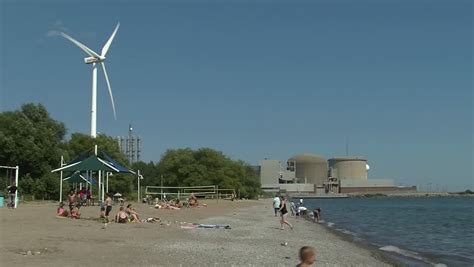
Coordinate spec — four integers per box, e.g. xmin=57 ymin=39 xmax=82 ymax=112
xmin=137 ymin=170 xmax=143 ymax=203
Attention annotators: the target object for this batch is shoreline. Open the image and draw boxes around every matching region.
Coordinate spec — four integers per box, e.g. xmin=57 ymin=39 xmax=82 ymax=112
xmin=302 ymin=216 xmax=401 ymax=267
xmin=176 ymin=199 xmax=393 ymax=266
xmin=1 ymin=199 xmax=393 ymax=266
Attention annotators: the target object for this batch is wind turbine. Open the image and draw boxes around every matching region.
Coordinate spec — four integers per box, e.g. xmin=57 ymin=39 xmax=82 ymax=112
xmin=61 ymin=23 xmax=120 ymax=138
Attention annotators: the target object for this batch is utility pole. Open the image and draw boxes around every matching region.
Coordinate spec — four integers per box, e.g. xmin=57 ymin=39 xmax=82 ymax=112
xmin=345 ymin=137 xmax=349 ymax=156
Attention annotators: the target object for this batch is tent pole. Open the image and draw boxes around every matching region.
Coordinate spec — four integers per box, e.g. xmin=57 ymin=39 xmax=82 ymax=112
xmin=101 ymin=171 xmax=105 ymax=203
xmin=98 ymin=171 xmax=102 ymax=204
xmin=60 ymin=156 xmax=64 ymax=203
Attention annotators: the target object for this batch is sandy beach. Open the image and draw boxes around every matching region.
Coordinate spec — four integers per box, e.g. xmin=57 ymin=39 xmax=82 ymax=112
xmin=0 ymin=199 xmax=392 ymax=266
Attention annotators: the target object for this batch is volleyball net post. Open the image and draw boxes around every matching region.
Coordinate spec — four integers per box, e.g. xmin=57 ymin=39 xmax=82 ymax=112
xmin=1 ymin=165 xmax=19 ymax=208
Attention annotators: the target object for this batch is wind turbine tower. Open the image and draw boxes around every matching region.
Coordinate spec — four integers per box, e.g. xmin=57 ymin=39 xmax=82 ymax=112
xmin=61 ymin=23 xmax=120 ymax=138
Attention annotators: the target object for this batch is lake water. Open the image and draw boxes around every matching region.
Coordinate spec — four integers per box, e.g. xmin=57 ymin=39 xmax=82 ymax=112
xmin=295 ymin=196 xmax=474 ymax=266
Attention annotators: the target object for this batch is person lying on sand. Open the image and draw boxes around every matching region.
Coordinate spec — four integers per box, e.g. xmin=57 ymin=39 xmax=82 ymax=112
xmin=155 ymin=202 xmax=181 ymax=210
xmin=115 ymin=206 xmax=128 ymax=223
xmin=71 ymin=204 xmax=81 ymax=219
xmin=188 ymin=193 xmax=198 ymax=207
xmin=57 ymin=202 xmax=69 ymax=217
xmin=174 ymin=199 xmax=183 ymax=208
xmin=297 ymin=246 xmax=316 ymax=267
xmin=126 ymin=204 xmax=140 ymax=222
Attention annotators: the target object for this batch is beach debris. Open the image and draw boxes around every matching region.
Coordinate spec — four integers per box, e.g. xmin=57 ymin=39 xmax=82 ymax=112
xmin=26 ymin=250 xmax=32 ymax=256
xmin=180 ymin=224 xmax=196 ymax=229
xmin=34 ymin=251 xmax=41 ymax=255
xmin=180 ymin=223 xmax=231 ymax=229
xmin=281 ymin=242 xmax=288 ymax=246
xmin=197 ymin=224 xmax=231 ymax=229
xmin=284 ymin=256 xmax=291 ymax=259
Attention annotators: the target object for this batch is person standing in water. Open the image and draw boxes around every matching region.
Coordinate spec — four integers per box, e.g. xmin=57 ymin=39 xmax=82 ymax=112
xmin=313 ymin=208 xmax=322 ymax=223
xmin=279 ymin=196 xmax=293 ymax=230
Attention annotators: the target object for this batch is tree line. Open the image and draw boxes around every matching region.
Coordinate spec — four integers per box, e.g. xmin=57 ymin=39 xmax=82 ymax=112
xmin=0 ymin=103 xmax=261 ymax=200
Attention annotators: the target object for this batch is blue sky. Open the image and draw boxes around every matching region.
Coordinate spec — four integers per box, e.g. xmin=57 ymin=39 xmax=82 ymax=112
xmin=1 ymin=0 xmax=472 ymax=190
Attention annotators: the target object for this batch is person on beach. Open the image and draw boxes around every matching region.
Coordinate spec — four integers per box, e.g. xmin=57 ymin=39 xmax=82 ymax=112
xmin=78 ymin=189 xmax=85 ymax=205
xmin=71 ymin=204 xmax=81 ymax=219
xmin=67 ymin=190 xmax=76 ymax=214
xmin=313 ymin=208 xmax=321 ymax=223
xmin=86 ymin=187 xmax=92 ymax=206
xmin=104 ymin=193 xmax=113 ymax=222
xmin=7 ymin=183 xmax=17 ymax=208
xmin=297 ymin=246 xmax=316 ymax=267
xmin=174 ymin=199 xmax=183 ymax=208
xmin=290 ymin=201 xmax=296 ymax=217
xmin=188 ymin=193 xmax=198 ymax=207
xmin=100 ymin=206 xmax=107 ymax=225
xmin=115 ymin=206 xmax=128 ymax=223
xmin=296 ymin=199 xmax=307 ymax=217
xmin=273 ymin=194 xmax=281 ymax=217
xmin=279 ymin=196 xmax=293 ymax=230
xmin=126 ymin=204 xmax=140 ymax=222
xmin=57 ymin=202 xmax=69 ymax=217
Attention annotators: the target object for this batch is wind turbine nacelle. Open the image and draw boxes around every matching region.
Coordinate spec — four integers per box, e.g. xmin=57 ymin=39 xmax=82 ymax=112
xmin=84 ymin=57 xmax=102 ymax=64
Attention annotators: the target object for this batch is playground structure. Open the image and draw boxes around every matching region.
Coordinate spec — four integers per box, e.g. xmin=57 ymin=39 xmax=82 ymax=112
xmin=1 ymin=165 xmax=19 ymax=208
xmin=144 ymin=185 xmax=236 ymax=201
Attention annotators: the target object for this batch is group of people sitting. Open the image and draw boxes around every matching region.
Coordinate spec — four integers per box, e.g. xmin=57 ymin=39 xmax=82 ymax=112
xmin=112 ymin=204 xmax=141 ymax=223
xmin=57 ymin=192 xmax=205 ymax=224
xmin=152 ymin=193 xmax=201 ymax=210
xmin=56 ymin=189 xmax=92 ymax=219
xmin=154 ymin=198 xmax=183 ymax=210
xmin=57 ymin=201 xmax=81 ymax=219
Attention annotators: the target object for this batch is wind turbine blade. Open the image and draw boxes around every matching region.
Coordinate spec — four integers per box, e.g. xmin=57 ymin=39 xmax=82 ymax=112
xmin=61 ymin=32 xmax=101 ymax=58
xmin=101 ymin=22 xmax=120 ymax=57
xmin=100 ymin=62 xmax=117 ymax=120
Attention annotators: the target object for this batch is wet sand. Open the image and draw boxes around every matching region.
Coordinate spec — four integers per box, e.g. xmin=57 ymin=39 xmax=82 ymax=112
xmin=0 ymin=199 xmax=392 ymax=266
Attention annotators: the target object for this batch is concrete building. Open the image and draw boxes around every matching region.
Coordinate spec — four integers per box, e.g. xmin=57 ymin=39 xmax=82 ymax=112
xmin=339 ymin=179 xmax=415 ymax=193
xmin=288 ymin=154 xmax=328 ymax=186
xmin=259 ymin=154 xmax=416 ymax=195
xmin=259 ymin=159 xmax=297 ymax=192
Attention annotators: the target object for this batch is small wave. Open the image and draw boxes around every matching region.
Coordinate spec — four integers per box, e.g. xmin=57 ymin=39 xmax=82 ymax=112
xmin=336 ymin=228 xmax=357 ymax=236
xmin=327 ymin=222 xmax=335 ymax=227
xmin=379 ymin=245 xmax=447 ymax=266
xmin=379 ymin=245 xmax=425 ymax=261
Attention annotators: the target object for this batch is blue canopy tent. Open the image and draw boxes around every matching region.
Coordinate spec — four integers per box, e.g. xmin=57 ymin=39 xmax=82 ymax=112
xmin=63 ymin=171 xmax=98 ymax=185
xmin=52 ymin=147 xmax=135 ymax=203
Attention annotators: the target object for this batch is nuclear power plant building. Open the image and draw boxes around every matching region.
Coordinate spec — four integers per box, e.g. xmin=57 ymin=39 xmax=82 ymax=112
xmin=259 ymin=153 xmax=416 ymax=194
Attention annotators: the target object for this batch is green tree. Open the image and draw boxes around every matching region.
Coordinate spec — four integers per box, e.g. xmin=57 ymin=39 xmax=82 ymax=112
xmin=0 ymin=103 xmax=66 ymax=178
xmin=65 ymin=133 xmax=127 ymax=164
xmin=131 ymin=161 xmax=160 ymax=186
xmin=156 ymin=148 xmax=261 ymax=199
